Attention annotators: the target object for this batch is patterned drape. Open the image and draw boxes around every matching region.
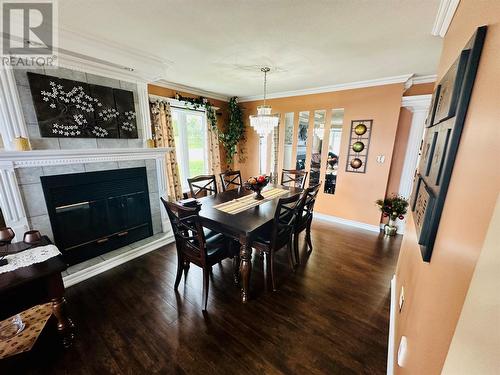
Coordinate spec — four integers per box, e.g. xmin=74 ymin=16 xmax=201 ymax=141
xmin=150 ymin=100 xmax=183 ymax=201
xmin=207 ymin=112 xmax=222 ymax=187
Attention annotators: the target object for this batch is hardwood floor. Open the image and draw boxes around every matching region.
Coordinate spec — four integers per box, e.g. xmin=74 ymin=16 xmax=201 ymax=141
xmin=1 ymin=219 xmax=401 ymax=374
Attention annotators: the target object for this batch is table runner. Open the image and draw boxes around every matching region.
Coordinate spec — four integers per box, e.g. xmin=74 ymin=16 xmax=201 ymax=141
xmin=0 ymin=245 xmax=61 ymax=274
xmin=0 ymin=303 xmax=52 ymax=359
xmin=214 ymin=187 xmax=289 ymax=214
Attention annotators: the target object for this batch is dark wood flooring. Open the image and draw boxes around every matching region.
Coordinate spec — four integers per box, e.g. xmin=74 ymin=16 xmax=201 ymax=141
xmin=1 ymin=220 xmax=401 ymax=375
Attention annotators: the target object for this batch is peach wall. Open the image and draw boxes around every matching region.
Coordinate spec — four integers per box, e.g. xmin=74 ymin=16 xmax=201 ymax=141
xmin=236 ymin=83 xmax=405 ymax=226
xmin=148 ymin=84 xmax=231 ymax=170
xmin=385 ymin=108 xmax=413 ymax=197
xmin=394 ymin=1 xmax=500 ymax=374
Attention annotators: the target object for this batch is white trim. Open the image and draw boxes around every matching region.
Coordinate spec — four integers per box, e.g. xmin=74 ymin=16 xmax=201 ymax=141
xmin=238 ymin=74 xmax=413 ymax=102
xmin=152 ymin=80 xmax=229 ymax=102
xmin=0 ymin=67 xmax=29 ymax=150
xmin=314 ymin=212 xmax=381 ymax=233
xmin=432 ymin=0 xmax=460 ymax=37
xmin=387 ymin=274 xmax=397 ymax=375
xmin=137 ymin=82 xmax=153 ymax=140
xmin=401 ymin=94 xmax=433 ymax=111
xmin=412 ymin=75 xmax=437 ymax=84
xmin=0 ymin=147 xmax=172 ymax=168
xmin=399 ymin=96 xmax=431 ymax=199
xmin=63 ymin=233 xmax=174 ymax=288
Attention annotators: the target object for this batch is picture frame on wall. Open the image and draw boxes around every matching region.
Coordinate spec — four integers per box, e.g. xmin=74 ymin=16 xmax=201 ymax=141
xmin=27 ymin=72 xmax=138 ymax=139
xmin=410 ymin=26 xmax=487 ymax=262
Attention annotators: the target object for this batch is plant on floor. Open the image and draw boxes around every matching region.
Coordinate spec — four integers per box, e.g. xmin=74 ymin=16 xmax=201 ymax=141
xmin=218 ymin=97 xmax=245 ymax=166
xmin=376 ymin=195 xmax=409 ymax=236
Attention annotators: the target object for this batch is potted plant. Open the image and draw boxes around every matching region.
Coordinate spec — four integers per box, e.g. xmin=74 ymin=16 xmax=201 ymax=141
xmin=244 ymin=175 xmax=269 ymax=200
xmin=376 ymin=195 xmax=409 ymax=236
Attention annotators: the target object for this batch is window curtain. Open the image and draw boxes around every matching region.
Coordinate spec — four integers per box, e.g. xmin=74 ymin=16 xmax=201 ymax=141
xmin=150 ymin=100 xmax=183 ymax=201
xmin=207 ymin=113 xmax=222 ymax=186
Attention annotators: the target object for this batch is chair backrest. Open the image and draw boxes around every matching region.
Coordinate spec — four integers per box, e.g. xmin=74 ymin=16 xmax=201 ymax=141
xmin=161 ymin=198 xmax=208 ymax=264
xmin=281 ymin=169 xmax=308 ymax=189
xmin=270 ymin=193 xmax=302 ymax=250
xmin=187 ymin=174 xmax=218 ymax=198
xmin=219 ymin=170 xmax=242 ymax=192
xmin=296 ymin=182 xmax=321 ymax=228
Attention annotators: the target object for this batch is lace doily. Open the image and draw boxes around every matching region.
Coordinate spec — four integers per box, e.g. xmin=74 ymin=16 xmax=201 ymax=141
xmin=0 ymin=245 xmax=61 ymax=274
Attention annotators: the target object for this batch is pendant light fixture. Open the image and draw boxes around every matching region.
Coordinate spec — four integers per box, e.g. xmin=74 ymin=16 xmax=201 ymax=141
xmin=249 ymin=67 xmax=280 ymax=137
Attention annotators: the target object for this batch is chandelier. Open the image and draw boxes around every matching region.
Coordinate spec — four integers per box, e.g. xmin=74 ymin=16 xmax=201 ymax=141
xmin=249 ymin=67 xmax=279 ymax=137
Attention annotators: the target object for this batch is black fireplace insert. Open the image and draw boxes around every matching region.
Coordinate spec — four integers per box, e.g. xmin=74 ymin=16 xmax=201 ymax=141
xmin=41 ymin=167 xmax=153 ymax=265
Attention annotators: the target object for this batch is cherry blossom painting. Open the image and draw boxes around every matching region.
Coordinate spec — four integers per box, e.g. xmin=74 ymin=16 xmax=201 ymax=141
xmin=27 ymin=72 xmax=138 ymax=139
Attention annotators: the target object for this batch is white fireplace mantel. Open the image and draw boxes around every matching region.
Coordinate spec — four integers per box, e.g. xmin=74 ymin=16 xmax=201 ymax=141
xmin=0 ymin=147 xmax=173 ymax=239
xmin=0 ymin=147 xmax=172 ymax=169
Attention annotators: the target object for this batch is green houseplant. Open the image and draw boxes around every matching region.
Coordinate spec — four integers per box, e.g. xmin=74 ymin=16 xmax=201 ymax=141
xmin=376 ymin=195 xmax=409 ymax=236
xmin=219 ymin=97 xmax=245 ymax=167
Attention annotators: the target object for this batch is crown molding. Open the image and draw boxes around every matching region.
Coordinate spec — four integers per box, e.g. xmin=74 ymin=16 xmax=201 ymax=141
xmin=432 ymin=0 xmax=460 ymax=37
xmin=57 ymin=27 xmax=171 ymax=82
xmin=151 ymin=80 xmax=229 ymax=102
xmin=238 ymin=74 xmax=413 ymax=102
xmin=412 ymin=74 xmax=437 ymax=84
xmin=403 ymin=74 xmax=437 ymax=91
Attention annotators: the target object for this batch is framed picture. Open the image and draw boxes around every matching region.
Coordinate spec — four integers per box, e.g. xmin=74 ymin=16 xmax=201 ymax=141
xmin=27 ymin=72 xmax=138 ymax=139
xmin=433 ymin=49 xmax=470 ymax=124
xmin=410 ymin=26 xmax=487 ymax=262
xmin=345 ymin=119 xmax=373 ymax=173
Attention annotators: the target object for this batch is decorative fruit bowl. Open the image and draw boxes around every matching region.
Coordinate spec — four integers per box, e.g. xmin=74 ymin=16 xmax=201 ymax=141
xmin=243 ymin=175 xmax=270 ymax=200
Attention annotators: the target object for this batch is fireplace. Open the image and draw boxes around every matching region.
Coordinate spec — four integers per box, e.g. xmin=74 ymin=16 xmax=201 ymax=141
xmin=41 ymin=167 xmax=153 ymax=265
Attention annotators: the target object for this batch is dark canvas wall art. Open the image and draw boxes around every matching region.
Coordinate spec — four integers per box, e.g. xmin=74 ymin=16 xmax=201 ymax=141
xmin=27 ymin=72 xmax=138 ymax=139
xmin=410 ymin=26 xmax=486 ymax=262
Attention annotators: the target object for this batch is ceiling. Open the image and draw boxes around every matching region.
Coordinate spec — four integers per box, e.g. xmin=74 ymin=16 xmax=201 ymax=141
xmin=59 ymin=0 xmax=443 ymax=98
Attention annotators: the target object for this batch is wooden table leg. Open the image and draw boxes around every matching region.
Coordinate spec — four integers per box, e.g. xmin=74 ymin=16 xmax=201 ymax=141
xmin=51 ymin=297 xmax=75 ymax=348
xmin=48 ymin=274 xmax=75 ymax=348
xmin=239 ymin=235 xmax=252 ymax=303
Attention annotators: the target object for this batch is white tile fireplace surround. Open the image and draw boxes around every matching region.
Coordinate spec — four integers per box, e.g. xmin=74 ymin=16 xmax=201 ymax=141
xmin=0 ymin=147 xmax=174 ymax=286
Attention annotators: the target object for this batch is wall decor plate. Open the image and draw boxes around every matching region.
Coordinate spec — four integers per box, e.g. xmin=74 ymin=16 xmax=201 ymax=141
xmin=27 ymin=72 xmax=138 ymax=139
xmin=410 ymin=26 xmax=487 ymax=262
xmin=346 ymin=119 xmax=372 ymax=173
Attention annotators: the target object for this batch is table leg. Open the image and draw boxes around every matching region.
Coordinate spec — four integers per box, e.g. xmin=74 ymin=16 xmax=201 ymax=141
xmin=239 ymin=235 xmax=252 ymax=303
xmin=51 ymin=297 xmax=75 ymax=348
xmin=48 ymin=274 xmax=75 ymax=348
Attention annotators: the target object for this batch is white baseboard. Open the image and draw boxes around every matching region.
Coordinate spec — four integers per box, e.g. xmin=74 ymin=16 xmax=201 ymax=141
xmin=387 ymin=274 xmax=396 ymax=375
xmin=63 ymin=233 xmax=174 ymax=288
xmin=314 ymin=212 xmax=381 ymax=233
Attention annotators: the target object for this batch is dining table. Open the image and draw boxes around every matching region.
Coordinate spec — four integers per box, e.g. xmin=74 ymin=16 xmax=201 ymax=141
xmin=196 ymin=183 xmax=302 ymax=302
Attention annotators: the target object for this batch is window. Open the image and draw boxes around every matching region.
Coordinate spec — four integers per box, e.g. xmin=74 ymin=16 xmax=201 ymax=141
xmin=171 ymin=107 xmax=208 ymax=191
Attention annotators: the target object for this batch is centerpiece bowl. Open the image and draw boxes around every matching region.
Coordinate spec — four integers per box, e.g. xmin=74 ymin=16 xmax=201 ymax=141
xmin=243 ymin=175 xmax=270 ymax=200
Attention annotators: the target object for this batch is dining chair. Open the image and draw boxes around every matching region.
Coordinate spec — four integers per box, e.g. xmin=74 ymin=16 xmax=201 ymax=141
xmin=161 ymin=199 xmax=239 ymax=311
xmin=187 ymin=174 xmax=218 ymax=198
xmin=281 ymin=169 xmax=308 ymax=189
xmin=252 ymin=193 xmax=302 ymax=291
xmin=219 ymin=170 xmax=243 ymax=192
xmin=293 ymin=182 xmax=321 ymax=265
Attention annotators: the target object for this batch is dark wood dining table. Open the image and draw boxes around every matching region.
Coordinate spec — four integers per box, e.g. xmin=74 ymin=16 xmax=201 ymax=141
xmin=196 ymin=184 xmax=302 ymax=302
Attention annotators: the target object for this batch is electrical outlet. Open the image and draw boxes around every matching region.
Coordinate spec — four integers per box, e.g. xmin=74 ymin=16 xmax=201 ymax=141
xmin=399 ymin=286 xmax=405 ymax=312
